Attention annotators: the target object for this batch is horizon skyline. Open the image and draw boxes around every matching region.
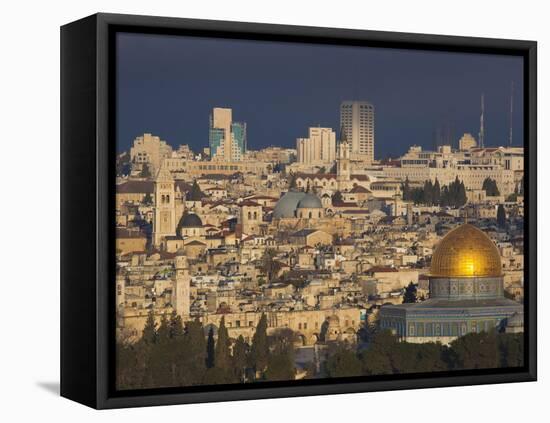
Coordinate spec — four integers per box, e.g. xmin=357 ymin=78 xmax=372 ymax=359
xmin=116 ymin=32 xmax=524 ymax=158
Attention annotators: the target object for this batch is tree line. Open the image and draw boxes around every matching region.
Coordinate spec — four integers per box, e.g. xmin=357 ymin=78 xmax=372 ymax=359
xmin=402 ymin=176 xmax=507 ymax=208
xmin=118 ymin=310 xmax=524 ymax=389
xmin=117 ymin=311 xmax=295 ymax=390
xmin=324 ymin=329 xmax=524 ymax=378
xmin=402 ymin=177 xmax=468 ymax=208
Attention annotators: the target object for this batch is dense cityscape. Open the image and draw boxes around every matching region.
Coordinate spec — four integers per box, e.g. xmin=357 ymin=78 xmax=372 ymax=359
xmin=115 ymin=100 xmax=524 ymax=390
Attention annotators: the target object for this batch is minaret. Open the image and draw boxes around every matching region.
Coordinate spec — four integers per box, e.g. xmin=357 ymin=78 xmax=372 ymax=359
xmin=174 ymin=252 xmax=191 ymax=319
xmin=152 ymin=161 xmax=176 ymax=248
xmin=478 ymin=94 xmax=485 ymax=148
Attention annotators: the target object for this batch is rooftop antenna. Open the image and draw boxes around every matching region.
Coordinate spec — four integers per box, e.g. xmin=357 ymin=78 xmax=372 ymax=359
xmin=479 ymin=93 xmax=485 ymax=148
xmin=509 ymin=82 xmax=514 ymax=147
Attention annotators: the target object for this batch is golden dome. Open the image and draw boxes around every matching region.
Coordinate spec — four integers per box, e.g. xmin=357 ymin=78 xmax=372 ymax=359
xmin=430 ymin=224 xmax=502 ymax=278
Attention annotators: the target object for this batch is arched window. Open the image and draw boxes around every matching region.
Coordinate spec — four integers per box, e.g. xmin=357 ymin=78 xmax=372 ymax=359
xmin=309 ymin=212 xmax=312 ymax=219
xmin=253 ymin=211 xmax=257 ymax=220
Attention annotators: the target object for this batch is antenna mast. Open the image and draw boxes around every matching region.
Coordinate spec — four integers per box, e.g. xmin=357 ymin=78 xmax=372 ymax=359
xmin=479 ymin=93 xmax=485 ymax=148
xmin=509 ymin=82 xmax=514 ymax=146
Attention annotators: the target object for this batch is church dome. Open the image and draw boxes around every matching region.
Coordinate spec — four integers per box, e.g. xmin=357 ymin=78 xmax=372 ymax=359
xmin=297 ymin=193 xmax=322 ymax=209
xmin=430 ymin=224 xmax=502 ymax=278
xmin=179 ymin=213 xmax=203 ymax=228
xmin=273 ymin=191 xmax=307 ymax=219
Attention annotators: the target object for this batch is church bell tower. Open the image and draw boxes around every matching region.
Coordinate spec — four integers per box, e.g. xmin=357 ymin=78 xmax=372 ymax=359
xmin=152 ymin=161 xmax=176 ymax=248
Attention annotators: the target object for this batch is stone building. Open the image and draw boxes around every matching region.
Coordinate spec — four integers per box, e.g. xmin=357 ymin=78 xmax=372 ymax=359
xmin=130 ymin=133 xmax=173 ymax=174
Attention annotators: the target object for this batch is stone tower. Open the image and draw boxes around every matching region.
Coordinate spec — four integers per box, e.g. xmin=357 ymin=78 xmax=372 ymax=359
xmin=337 ymin=127 xmax=351 ymax=189
xmin=239 ymin=201 xmax=263 ymax=236
xmin=152 ymin=162 xmax=176 ymax=248
xmin=174 ymin=252 xmax=191 ymax=319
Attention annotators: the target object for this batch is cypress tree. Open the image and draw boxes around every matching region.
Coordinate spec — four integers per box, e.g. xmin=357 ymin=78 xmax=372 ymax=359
xmin=232 ymin=335 xmax=249 ymax=382
xmin=142 ymin=309 xmax=157 ymax=345
xmin=215 ymin=317 xmax=231 ymax=369
xmin=423 ymin=180 xmax=433 ymax=205
xmin=402 ymin=177 xmax=411 ymax=201
xmin=288 ymin=173 xmax=297 ymax=189
xmin=206 ymin=326 xmax=215 ymax=369
xmin=139 ymin=163 xmax=151 ymax=178
xmin=188 ymin=180 xmax=204 ymax=201
xmin=441 ymin=185 xmax=449 ymax=207
xmin=249 ymin=313 xmax=269 ymax=375
xmin=497 ymin=204 xmax=507 ymax=228
xmin=433 ymin=178 xmax=441 ymax=205
xmin=403 ymin=282 xmax=417 ymax=303
xmin=458 ymin=181 xmax=467 ymax=206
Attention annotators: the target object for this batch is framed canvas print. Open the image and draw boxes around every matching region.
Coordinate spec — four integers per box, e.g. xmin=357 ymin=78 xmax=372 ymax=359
xmin=60 ymin=13 xmax=537 ymax=409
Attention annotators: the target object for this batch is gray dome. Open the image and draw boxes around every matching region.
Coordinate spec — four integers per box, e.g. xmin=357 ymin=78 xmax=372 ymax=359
xmin=180 ymin=213 xmax=203 ymax=228
xmin=273 ymin=191 xmax=307 ymax=219
xmin=297 ymin=193 xmax=322 ymax=209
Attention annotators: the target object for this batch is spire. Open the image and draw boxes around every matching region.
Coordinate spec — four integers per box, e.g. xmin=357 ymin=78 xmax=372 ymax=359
xmin=339 ymin=124 xmax=348 ymax=144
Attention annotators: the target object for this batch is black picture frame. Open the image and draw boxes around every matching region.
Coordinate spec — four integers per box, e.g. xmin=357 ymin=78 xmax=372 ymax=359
xmin=61 ymin=12 xmax=537 ymax=409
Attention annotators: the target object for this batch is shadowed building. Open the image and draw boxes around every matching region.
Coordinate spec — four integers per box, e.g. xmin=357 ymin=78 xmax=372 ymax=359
xmin=380 ymin=224 xmax=523 ymax=344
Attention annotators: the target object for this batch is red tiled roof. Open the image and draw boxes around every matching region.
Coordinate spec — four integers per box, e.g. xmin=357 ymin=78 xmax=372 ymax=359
xmin=116 ymin=180 xmax=154 ymax=194
xmin=369 ymin=266 xmax=398 ymax=273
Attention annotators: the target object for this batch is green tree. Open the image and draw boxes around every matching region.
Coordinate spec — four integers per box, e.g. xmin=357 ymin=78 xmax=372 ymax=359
xmin=448 ymin=331 xmax=499 ymax=370
xmin=116 ymin=152 xmax=131 ymax=177
xmin=498 ymin=333 xmax=524 ymax=367
xmin=441 ymin=185 xmax=450 ymax=207
xmin=249 ymin=313 xmax=269 ymax=375
xmin=332 ymin=190 xmax=343 ymax=204
xmin=497 ymin=204 xmax=507 ymax=228
xmin=169 ymin=311 xmax=184 ymax=338
xmin=232 ymin=335 xmax=249 ymax=382
xmin=402 ymin=177 xmax=411 ymax=201
xmin=482 ymin=177 xmax=500 ymax=196
xmin=360 ymin=330 xmax=397 ymax=375
xmin=264 ymin=352 xmax=295 ymax=381
xmin=433 ymin=178 xmax=441 ymax=205
xmin=139 ymin=163 xmax=152 ymax=178
xmin=288 ymin=173 xmax=297 ymax=189
xmin=324 ymin=343 xmax=362 ymax=378
xmin=142 ymin=309 xmax=157 ymax=345
xmin=403 ymin=282 xmax=417 ymax=304
xmin=423 ymin=180 xmax=434 ymax=205
xmin=206 ymin=326 xmax=215 ymax=369
xmin=177 ymin=319 xmax=207 ymax=385
xmin=215 ymin=317 xmax=231 ymax=369
xmin=187 ymin=180 xmax=204 ymax=201
xmin=143 ymin=193 xmax=153 ymax=205
xmin=457 ymin=179 xmax=467 ymax=207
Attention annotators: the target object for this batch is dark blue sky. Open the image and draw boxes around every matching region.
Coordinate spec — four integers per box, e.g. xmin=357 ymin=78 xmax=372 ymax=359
xmin=116 ymin=32 xmax=523 ymax=158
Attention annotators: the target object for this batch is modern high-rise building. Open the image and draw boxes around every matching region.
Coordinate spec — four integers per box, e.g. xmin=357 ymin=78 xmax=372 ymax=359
xmin=340 ymin=101 xmax=375 ymax=162
xmin=209 ymin=107 xmax=247 ymax=161
xmin=296 ymin=127 xmax=336 ymax=165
